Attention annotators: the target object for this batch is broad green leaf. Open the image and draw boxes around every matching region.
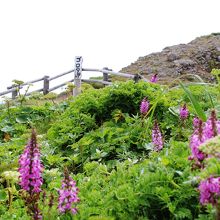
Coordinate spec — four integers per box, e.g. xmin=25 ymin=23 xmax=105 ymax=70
xmin=179 ymin=81 xmax=206 ymax=121
xmin=1 ymin=126 xmax=14 ymax=133
xmin=15 ymin=115 xmax=29 ymax=123
xmin=187 ymin=74 xmax=215 ymax=108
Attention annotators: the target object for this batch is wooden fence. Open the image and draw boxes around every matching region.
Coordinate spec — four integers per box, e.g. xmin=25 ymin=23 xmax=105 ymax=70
xmin=0 ymin=57 xmax=148 ymax=99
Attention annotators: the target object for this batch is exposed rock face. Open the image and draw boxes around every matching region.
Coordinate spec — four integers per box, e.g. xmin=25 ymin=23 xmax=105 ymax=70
xmin=121 ymin=33 xmax=220 ymax=84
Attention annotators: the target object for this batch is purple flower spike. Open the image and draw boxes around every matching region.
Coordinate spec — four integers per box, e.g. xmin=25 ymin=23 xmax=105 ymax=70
xmin=189 ymin=111 xmax=220 ymax=169
xmin=58 ymin=168 xmax=79 ymax=214
xmin=18 ymin=129 xmax=43 ymax=220
xmin=152 ymin=121 xmax=163 ymax=151
xmin=140 ymin=98 xmax=149 ymax=115
xmin=150 ymin=74 xmax=158 ymax=83
xmin=18 ymin=130 xmax=43 ymax=194
xmin=199 ymin=176 xmax=220 ymax=206
xmin=180 ymin=103 xmax=189 ymax=120
xmin=189 ymin=119 xmax=206 ymax=162
xmin=193 ymin=117 xmax=200 ymax=128
xmin=203 ymin=110 xmax=220 ymax=139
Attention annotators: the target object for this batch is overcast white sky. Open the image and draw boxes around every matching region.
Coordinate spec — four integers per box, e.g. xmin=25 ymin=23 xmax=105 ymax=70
xmin=0 ymin=0 xmax=219 ymax=92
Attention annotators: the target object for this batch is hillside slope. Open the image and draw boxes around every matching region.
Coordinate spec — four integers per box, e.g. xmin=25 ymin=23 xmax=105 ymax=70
xmin=121 ymin=33 xmax=220 ymax=83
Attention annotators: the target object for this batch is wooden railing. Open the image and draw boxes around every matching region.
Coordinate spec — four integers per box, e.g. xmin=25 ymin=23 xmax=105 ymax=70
xmin=0 ymin=62 xmax=148 ymax=99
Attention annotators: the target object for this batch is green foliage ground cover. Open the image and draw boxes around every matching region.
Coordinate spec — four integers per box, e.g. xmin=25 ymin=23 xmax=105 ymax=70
xmin=0 ymin=80 xmax=219 ymax=219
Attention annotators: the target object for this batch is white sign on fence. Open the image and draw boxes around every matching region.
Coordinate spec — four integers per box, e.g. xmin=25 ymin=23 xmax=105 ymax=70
xmin=74 ymin=56 xmax=83 ymax=78
xmin=73 ymin=56 xmax=83 ymax=96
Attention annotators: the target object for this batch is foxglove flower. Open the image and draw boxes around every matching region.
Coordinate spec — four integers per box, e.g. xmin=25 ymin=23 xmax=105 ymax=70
xmin=179 ymin=103 xmax=189 ymax=120
xmin=152 ymin=121 xmax=163 ymax=151
xmin=140 ymin=97 xmax=149 ymax=115
xmin=58 ymin=168 xmax=79 ymax=214
xmin=150 ymin=74 xmax=158 ymax=83
xmin=199 ymin=176 xmax=220 ymax=205
xmin=18 ymin=129 xmax=43 ymax=220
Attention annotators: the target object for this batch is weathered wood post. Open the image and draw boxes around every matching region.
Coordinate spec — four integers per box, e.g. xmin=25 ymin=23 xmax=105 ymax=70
xmin=133 ymin=74 xmax=141 ymax=83
xmin=73 ymin=56 xmax=83 ymax=96
xmin=12 ymin=88 xmax=18 ymax=99
xmin=43 ymin=75 xmax=50 ymax=95
xmin=102 ymin=67 xmax=109 ymax=82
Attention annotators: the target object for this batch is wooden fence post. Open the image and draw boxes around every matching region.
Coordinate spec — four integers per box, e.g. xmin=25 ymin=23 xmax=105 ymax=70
xmin=102 ymin=67 xmax=109 ymax=82
xmin=12 ymin=88 xmax=18 ymax=99
xmin=43 ymin=76 xmax=50 ymax=95
xmin=133 ymin=74 xmax=141 ymax=83
xmin=73 ymin=56 xmax=83 ymax=96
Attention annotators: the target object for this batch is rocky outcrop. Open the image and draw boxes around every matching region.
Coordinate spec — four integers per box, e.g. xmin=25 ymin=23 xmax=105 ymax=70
xmin=120 ymin=33 xmax=220 ymax=84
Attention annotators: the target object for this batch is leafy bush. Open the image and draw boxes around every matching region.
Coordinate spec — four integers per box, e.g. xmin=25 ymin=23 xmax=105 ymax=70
xmin=0 ymin=103 xmax=60 ymax=142
xmin=47 ymin=81 xmax=170 ymax=150
xmin=73 ymin=141 xmax=200 ymax=219
xmin=47 ymin=112 xmax=97 ymax=150
xmin=66 ymin=81 xmax=167 ymax=122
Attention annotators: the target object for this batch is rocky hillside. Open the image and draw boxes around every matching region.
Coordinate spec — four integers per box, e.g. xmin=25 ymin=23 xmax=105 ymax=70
xmin=121 ymin=33 xmax=220 ymax=84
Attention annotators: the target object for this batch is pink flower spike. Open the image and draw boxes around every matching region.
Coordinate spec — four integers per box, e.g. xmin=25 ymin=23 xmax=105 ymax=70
xmin=189 ymin=119 xmax=206 ymax=162
xmin=150 ymin=74 xmax=158 ymax=83
xmin=193 ymin=117 xmax=200 ymax=128
xmin=140 ymin=98 xmax=149 ymax=115
xmin=189 ymin=111 xmax=220 ymax=168
xmin=203 ymin=110 xmax=220 ymax=139
xmin=18 ymin=129 xmax=43 ymax=219
xmin=58 ymin=168 xmax=79 ymax=214
xmin=18 ymin=130 xmax=43 ymax=194
xmin=152 ymin=121 xmax=163 ymax=151
xmin=179 ymin=103 xmax=189 ymax=120
xmin=199 ymin=177 xmax=220 ymax=206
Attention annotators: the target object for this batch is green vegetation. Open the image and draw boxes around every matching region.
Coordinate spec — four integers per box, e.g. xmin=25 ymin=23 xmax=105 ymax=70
xmin=0 ymin=77 xmax=220 ymax=219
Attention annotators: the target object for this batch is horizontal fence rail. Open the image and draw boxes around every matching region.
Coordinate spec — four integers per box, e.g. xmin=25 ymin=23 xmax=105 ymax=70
xmin=49 ymin=69 xmax=74 ymax=81
xmin=0 ymin=87 xmax=18 ymax=96
xmin=82 ymin=79 xmax=112 ymax=85
xmin=0 ymin=58 xmax=148 ymax=99
xmin=7 ymin=77 xmax=46 ymax=90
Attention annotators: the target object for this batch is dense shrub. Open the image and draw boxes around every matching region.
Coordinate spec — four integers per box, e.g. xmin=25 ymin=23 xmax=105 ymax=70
xmin=47 ymin=112 xmax=97 ymax=149
xmin=73 ymin=141 xmax=200 ymax=220
xmin=47 ymin=81 xmax=171 ymax=149
xmin=65 ymin=81 xmax=168 ymax=122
